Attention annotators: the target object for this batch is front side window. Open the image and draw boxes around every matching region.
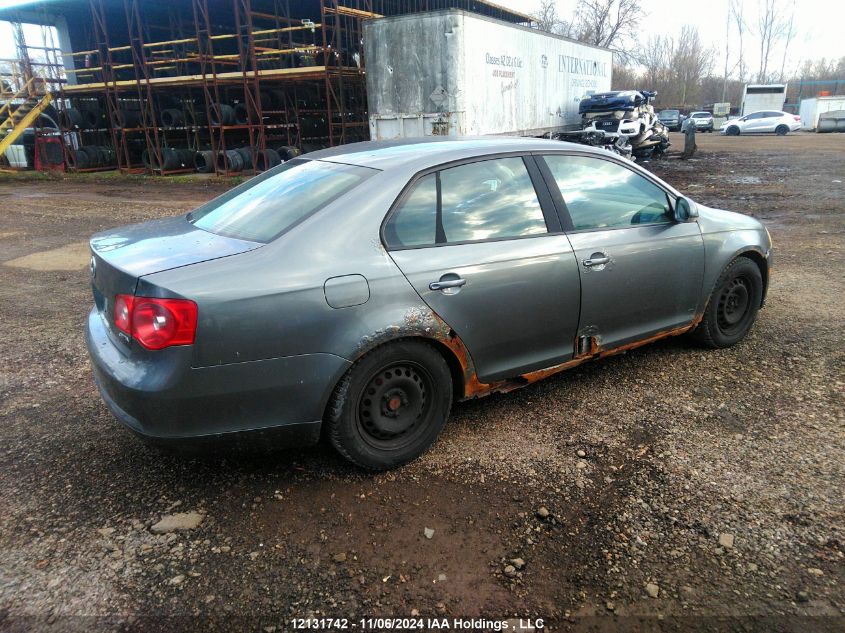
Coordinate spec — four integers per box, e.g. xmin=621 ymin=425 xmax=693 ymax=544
xmin=384 ymin=156 xmax=548 ymax=248
xmin=190 ymin=159 xmax=375 ymax=242
xmin=542 ymin=155 xmax=672 ymax=231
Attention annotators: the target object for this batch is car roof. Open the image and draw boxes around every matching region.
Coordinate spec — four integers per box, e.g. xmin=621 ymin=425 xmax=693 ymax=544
xmin=302 ymin=137 xmax=608 ymax=171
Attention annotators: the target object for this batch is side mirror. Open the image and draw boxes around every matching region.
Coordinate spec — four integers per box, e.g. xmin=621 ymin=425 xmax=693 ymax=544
xmin=674 ymin=197 xmax=698 ymax=222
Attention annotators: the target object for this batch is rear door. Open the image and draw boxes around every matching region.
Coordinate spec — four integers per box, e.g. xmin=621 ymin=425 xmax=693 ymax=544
xmin=384 ymin=155 xmax=581 ymax=383
xmin=762 ymin=111 xmax=785 ymax=132
xmin=539 ymin=153 xmax=704 ymax=351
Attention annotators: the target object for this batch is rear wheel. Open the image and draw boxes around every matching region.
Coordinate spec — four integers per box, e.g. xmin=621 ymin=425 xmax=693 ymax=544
xmin=325 ymin=341 xmax=452 ymax=470
xmin=692 ymin=257 xmax=763 ymax=348
xmin=775 ymin=124 xmax=789 ymax=136
xmin=726 ymin=125 xmax=740 ymax=136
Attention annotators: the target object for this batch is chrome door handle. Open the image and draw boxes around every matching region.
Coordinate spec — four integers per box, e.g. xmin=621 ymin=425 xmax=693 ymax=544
xmin=429 ymin=278 xmax=466 ymax=291
xmin=583 ymin=256 xmax=610 ymax=267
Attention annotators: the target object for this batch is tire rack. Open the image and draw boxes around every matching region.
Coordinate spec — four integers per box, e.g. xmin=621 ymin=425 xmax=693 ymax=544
xmin=51 ymin=0 xmax=532 ymax=176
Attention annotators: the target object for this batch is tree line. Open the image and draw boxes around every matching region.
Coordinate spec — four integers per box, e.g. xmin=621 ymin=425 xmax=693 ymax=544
xmin=533 ymin=0 xmax=844 ymax=110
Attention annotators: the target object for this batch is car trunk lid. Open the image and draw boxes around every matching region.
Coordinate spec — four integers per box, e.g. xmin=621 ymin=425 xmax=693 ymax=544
xmin=90 ymin=215 xmax=262 ymax=329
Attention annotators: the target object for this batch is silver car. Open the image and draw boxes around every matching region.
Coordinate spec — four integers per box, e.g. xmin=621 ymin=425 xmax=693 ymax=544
xmin=721 ymin=110 xmax=801 ymax=135
xmin=688 ymin=111 xmax=714 ymax=132
xmin=86 ymin=138 xmax=772 ymax=470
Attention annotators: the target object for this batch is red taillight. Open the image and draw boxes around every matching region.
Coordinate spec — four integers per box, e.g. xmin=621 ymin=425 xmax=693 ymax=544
xmin=114 ymin=294 xmax=197 ymax=350
xmin=793 ymin=115 xmax=801 ymax=121
xmin=114 ymin=294 xmax=134 ymax=335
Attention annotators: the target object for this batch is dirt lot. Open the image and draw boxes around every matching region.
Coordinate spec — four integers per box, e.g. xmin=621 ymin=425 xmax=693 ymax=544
xmin=1 ymin=133 xmax=843 ymax=632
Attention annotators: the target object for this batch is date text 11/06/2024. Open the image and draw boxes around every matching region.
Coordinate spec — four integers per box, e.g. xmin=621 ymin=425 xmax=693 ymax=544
xmin=291 ymin=617 xmax=545 ymax=630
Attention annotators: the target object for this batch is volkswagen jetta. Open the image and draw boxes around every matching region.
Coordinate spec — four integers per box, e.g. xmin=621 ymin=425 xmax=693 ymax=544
xmin=86 ymin=138 xmax=772 ymax=470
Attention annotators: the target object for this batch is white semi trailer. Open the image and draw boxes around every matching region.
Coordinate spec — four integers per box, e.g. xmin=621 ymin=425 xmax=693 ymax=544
xmin=363 ymin=9 xmax=613 ymax=140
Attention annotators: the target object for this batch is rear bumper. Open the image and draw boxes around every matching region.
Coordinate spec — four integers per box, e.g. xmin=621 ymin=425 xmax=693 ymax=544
xmin=86 ymin=308 xmax=351 ymax=441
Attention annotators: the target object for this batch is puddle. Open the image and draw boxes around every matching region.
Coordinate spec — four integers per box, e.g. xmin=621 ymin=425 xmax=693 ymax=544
xmin=3 ymin=242 xmax=90 ymax=271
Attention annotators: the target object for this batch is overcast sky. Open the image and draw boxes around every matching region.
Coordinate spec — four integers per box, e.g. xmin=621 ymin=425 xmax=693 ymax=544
xmin=499 ymin=0 xmax=843 ymax=77
xmin=0 ymin=0 xmax=842 ymax=78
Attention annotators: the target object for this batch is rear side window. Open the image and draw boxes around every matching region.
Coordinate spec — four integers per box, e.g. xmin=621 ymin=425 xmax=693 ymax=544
xmin=383 ymin=174 xmax=437 ymax=247
xmin=384 ymin=156 xmax=547 ymax=248
xmin=542 ymin=155 xmax=672 ymax=231
xmin=190 ymin=159 xmax=374 ymax=242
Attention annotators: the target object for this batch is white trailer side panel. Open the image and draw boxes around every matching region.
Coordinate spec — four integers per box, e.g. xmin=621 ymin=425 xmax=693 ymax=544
xmin=799 ymin=96 xmax=845 ymax=130
xmin=364 ymin=10 xmax=612 ymax=140
xmin=741 ymin=84 xmax=787 ymax=116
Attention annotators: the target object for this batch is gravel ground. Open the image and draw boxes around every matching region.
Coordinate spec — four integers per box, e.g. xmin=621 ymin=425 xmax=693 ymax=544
xmin=0 ymin=133 xmax=843 ymax=632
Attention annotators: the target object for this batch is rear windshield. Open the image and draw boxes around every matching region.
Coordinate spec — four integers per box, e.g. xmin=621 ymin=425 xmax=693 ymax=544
xmin=691 ymin=112 xmax=710 ymax=117
xmin=189 ymin=159 xmax=375 ymax=242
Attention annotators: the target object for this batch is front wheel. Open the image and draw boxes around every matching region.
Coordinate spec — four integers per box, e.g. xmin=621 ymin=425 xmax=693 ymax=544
xmin=692 ymin=257 xmax=763 ymax=348
xmin=325 ymin=340 xmax=452 ymax=470
xmin=775 ymin=124 xmax=789 ymax=136
xmin=726 ymin=125 xmax=740 ymax=136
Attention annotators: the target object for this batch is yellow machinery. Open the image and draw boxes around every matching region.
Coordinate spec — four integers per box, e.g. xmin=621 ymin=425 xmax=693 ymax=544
xmin=0 ymin=77 xmax=53 ymax=158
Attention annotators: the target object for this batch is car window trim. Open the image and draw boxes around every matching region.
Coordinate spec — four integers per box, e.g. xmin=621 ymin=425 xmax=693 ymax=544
xmin=380 ymin=152 xmax=563 ymax=251
xmin=534 ymin=151 xmax=679 ymax=234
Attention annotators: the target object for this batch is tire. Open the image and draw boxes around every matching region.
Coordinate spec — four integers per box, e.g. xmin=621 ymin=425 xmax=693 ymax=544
xmin=216 ymin=149 xmax=243 ymax=172
xmin=325 ymin=340 xmax=453 ymax=470
xmin=195 ymin=150 xmax=214 ymax=173
xmin=209 ymin=103 xmax=235 ymax=126
xmin=726 ymin=125 xmax=740 ymax=136
xmin=692 ymin=257 xmax=763 ymax=349
xmin=255 ymin=148 xmax=281 ymax=171
xmin=60 ymin=108 xmax=84 ymax=129
xmin=160 ymin=108 xmax=184 ymax=128
xmin=276 ymin=145 xmax=301 ymax=161
xmin=235 ymin=146 xmax=255 ymax=169
xmin=233 ymin=103 xmax=249 ymax=125
xmin=775 ymin=124 xmax=789 ymax=136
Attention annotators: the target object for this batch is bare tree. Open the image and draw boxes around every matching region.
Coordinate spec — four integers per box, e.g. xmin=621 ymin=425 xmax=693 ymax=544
xmin=672 ymin=26 xmax=714 ymax=105
xmin=730 ymin=0 xmax=747 ymax=82
xmin=757 ymin=0 xmax=789 ymax=82
xmin=778 ymin=2 xmax=797 ymax=82
xmin=533 ymin=0 xmax=573 ymax=37
xmin=638 ymin=34 xmax=674 ymax=87
xmin=574 ymin=0 xmax=641 ymax=59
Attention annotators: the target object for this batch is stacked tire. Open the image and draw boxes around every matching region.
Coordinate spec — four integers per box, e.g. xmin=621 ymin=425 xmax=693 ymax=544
xmin=143 ymin=147 xmax=195 ymax=171
xmin=68 ymin=145 xmax=116 ymax=170
xmin=216 ymin=149 xmax=244 ymax=172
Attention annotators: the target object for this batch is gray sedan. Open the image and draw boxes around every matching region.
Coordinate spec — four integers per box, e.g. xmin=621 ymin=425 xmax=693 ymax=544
xmin=86 ymin=138 xmax=772 ymax=470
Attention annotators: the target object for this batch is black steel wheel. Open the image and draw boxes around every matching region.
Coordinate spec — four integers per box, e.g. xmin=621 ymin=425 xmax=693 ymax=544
xmin=692 ymin=257 xmax=764 ymax=348
xmin=775 ymin=124 xmax=789 ymax=136
xmin=326 ymin=340 xmax=452 ymax=470
xmin=356 ymin=361 xmax=433 ymax=450
xmin=726 ymin=125 xmax=740 ymax=136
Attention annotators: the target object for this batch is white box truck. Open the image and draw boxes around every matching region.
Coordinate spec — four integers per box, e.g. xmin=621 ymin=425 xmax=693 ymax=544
xmin=364 ymin=9 xmax=613 ymax=140
xmin=741 ymin=84 xmax=787 ymax=116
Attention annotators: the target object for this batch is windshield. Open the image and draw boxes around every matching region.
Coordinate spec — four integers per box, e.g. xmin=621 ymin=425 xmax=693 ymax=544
xmin=189 ymin=159 xmax=375 ymax=242
xmin=660 ymin=110 xmax=679 ymax=117
xmin=691 ymin=112 xmax=710 ymax=117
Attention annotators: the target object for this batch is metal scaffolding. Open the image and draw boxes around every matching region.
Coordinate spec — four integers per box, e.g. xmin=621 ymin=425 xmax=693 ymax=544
xmin=3 ymin=0 xmax=533 ymax=175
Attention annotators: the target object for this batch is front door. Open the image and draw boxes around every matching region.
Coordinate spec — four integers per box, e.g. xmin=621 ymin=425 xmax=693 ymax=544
xmin=383 ymin=156 xmax=581 ymax=382
xmin=540 ymin=153 xmax=705 ymax=350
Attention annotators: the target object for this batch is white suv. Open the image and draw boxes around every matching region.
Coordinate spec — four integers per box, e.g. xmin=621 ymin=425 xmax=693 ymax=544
xmin=721 ymin=111 xmax=801 ymax=136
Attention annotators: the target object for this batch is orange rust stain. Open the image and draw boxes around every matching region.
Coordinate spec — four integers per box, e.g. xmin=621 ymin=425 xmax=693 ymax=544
xmin=431 ymin=312 xmax=704 ymax=401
